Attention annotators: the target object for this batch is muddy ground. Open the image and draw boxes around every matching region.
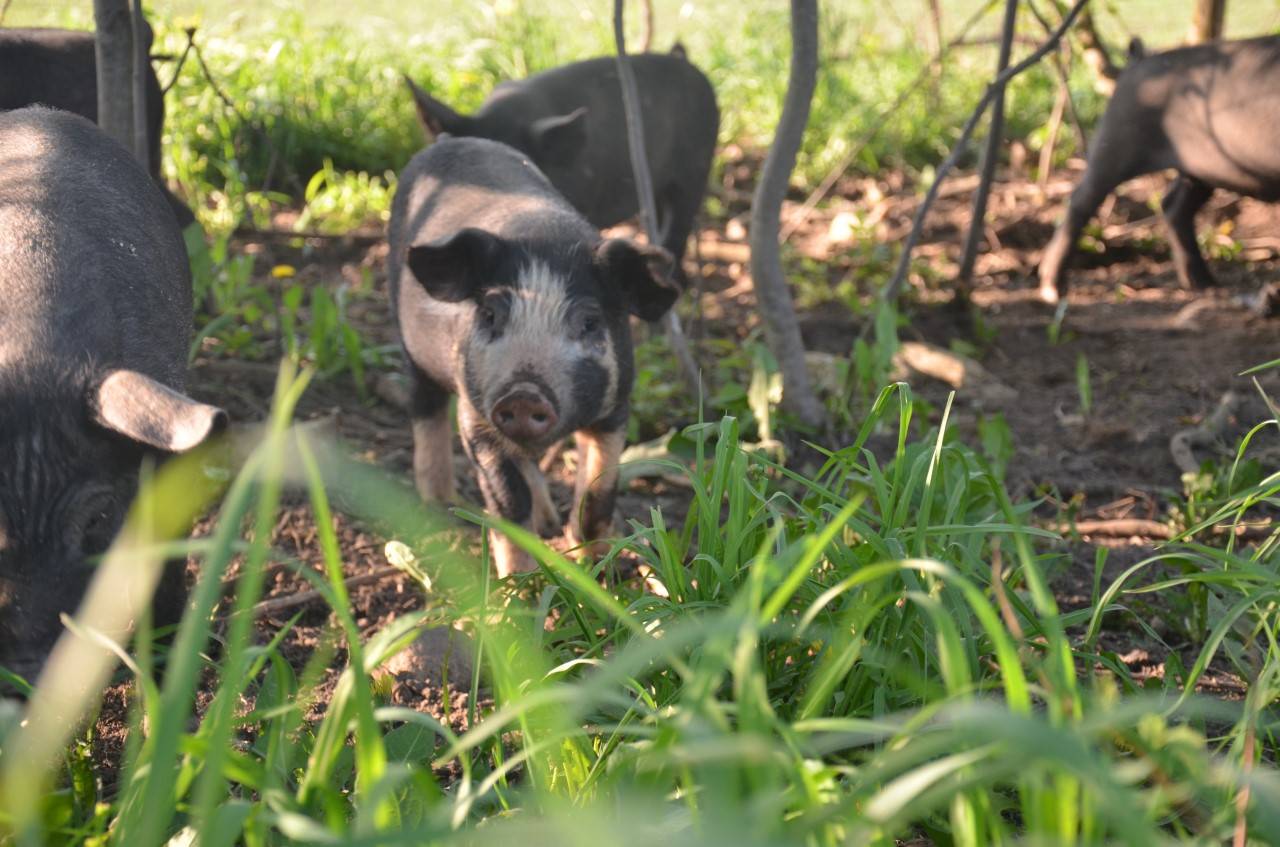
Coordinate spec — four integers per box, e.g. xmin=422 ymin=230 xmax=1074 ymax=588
xmin=89 ymin=158 xmax=1280 ymax=786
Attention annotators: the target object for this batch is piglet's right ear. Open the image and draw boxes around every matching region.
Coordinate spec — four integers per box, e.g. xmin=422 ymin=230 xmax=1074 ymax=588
xmin=92 ymin=370 xmax=227 ymax=453
xmin=406 ymin=228 xmax=500 ymax=303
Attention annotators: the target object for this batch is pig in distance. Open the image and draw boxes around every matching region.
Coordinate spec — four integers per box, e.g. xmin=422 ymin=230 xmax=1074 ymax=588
xmin=405 ymin=48 xmax=718 ymax=286
xmin=387 ymin=136 xmax=678 ymax=577
xmin=1040 ymin=35 xmax=1280 ymax=303
xmin=0 ymin=26 xmax=196 ymax=230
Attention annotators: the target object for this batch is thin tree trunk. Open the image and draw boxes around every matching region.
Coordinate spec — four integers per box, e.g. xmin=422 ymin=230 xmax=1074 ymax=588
xmin=1189 ymin=0 xmax=1226 ymax=43
xmin=638 ymin=0 xmax=654 ymax=53
xmin=130 ymin=0 xmax=150 ymax=169
xmin=94 ymin=0 xmax=136 ymax=155
xmin=612 ymin=0 xmax=703 ymax=398
xmin=749 ymin=0 xmax=824 ymax=429
xmin=957 ymin=0 xmax=1018 ymax=289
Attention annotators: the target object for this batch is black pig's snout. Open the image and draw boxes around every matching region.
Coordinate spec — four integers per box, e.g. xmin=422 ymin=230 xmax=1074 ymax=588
xmin=492 ymin=389 xmax=558 ymax=443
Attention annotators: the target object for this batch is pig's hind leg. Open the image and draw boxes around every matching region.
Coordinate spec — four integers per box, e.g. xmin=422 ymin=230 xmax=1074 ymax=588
xmin=1161 ymin=175 xmax=1216 ymax=289
xmin=410 ymin=368 xmax=456 ymax=504
xmin=567 ymin=426 xmax=626 ymax=557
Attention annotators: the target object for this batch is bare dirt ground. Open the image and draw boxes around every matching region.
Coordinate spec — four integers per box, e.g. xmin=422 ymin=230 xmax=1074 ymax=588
xmin=88 ymin=158 xmax=1280 ymax=787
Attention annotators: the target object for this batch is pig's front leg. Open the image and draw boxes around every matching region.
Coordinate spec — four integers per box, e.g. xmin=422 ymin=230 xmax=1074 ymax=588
xmin=568 ymin=426 xmax=626 ymax=557
xmin=410 ymin=367 xmax=455 ymax=503
xmin=457 ymin=398 xmax=539 ymax=578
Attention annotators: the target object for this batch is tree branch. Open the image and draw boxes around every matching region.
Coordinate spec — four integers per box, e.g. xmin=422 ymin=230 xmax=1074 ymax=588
xmin=882 ymin=0 xmax=1092 ymax=305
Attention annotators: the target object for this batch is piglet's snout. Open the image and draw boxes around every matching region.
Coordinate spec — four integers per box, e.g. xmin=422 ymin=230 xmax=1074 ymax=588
xmin=492 ymin=389 xmax=558 ymax=443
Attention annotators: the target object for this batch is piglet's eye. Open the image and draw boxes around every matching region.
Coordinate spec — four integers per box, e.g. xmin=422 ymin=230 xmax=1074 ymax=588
xmin=477 ymin=305 xmax=496 ymax=328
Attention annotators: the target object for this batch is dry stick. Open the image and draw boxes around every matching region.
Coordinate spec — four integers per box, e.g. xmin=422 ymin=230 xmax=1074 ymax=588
xmin=612 ymin=0 xmax=704 ymax=399
xmin=1037 ymin=79 xmax=1069 ymax=191
xmin=882 ymin=0 xmax=1092 ymax=305
xmin=251 ymin=566 xmax=403 ymax=618
xmin=781 ymin=0 xmax=999 ymax=241
xmin=1027 ymin=0 xmax=1088 ymax=172
xmin=749 ymin=0 xmax=825 ymax=430
xmin=1234 ymin=717 xmax=1256 ymax=847
xmin=956 ymin=0 xmax=1018 ymax=291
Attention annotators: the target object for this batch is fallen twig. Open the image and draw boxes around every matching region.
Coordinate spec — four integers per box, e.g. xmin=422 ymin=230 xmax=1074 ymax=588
xmin=251 ymin=565 xmax=403 ymax=618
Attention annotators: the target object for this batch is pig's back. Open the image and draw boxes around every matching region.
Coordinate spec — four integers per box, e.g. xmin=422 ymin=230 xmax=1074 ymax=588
xmin=1134 ymin=36 xmax=1280 ymax=196
xmin=501 ymin=54 xmax=718 ymax=225
xmin=0 ymin=30 xmax=99 ymax=119
xmin=0 ymin=108 xmax=191 ymax=390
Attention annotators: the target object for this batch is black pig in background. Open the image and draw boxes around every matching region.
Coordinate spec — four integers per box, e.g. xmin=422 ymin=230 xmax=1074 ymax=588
xmin=405 ymin=47 xmax=718 ymax=287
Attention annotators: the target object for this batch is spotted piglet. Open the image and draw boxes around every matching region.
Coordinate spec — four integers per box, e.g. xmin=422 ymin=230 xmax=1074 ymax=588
xmin=387 ymin=136 xmax=678 ymax=577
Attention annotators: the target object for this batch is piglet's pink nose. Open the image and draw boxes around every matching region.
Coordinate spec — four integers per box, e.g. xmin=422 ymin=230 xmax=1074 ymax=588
xmin=492 ymin=391 xmax=557 ymax=443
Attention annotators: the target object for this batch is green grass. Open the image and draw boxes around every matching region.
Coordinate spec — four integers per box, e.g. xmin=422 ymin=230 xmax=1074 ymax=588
xmin=3 ymin=372 xmax=1280 ymax=845
xmin=4 ymin=4 xmax=1280 ymax=844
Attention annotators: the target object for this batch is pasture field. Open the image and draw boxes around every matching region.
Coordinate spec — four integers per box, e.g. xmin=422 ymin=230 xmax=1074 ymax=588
xmin=4 ymin=1 xmax=1280 ymax=845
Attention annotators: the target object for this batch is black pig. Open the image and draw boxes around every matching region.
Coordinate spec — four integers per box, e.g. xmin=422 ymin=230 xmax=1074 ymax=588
xmin=0 ymin=108 xmax=224 ymax=686
xmin=405 ymin=49 xmax=718 ymax=285
xmin=1040 ymin=35 xmax=1280 ymax=303
xmin=0 ymin=27 xmax=196 ymax=230
xmin=388 ymin=136 xmax=678 ymax=577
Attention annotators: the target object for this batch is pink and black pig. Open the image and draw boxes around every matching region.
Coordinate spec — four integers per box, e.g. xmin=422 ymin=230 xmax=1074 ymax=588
xmin=0 ymin=108 xmax=224 ymax=689
xmin=387 ymin=136 xmax=677 ymax=576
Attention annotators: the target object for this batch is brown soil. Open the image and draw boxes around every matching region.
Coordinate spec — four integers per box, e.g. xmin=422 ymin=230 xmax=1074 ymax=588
xmin=86 ymin=157 xmax=1280 ymax=788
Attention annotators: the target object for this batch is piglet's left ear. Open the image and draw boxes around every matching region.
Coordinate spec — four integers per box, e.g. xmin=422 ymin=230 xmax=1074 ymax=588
xmin=92 ymin=370 xmax=227 ymax=453
xmin=595 ymin=239 xmax=679 ymax=322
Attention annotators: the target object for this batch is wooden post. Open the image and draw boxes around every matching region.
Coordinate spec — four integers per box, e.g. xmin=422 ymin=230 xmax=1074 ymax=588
xmin=1189 ymin=0 xmax=1227 ymax=43
xmin=129 ymin=0 xmax=151 ymax=169
xmin=93 ymin=0 xmax=136 ymax=155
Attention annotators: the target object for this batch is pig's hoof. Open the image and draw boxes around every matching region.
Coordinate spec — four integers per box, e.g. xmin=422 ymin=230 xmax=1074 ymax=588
xmin=1036 ymin=280 xmax=1061 ymax=306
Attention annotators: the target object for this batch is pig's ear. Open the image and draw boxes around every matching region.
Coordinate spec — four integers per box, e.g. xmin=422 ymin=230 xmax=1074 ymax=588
xmin=404 ymin=75 xmax=467 ymax=140
xmin=406 ymin=228 xmax=500 ymax=303
xmin=529 ymin=107 xmax=588 ymax=167
xmin=92 ymin=370 xmax=227 ymax=453
xmin=595 ymin=239 xmax=679 ymax=322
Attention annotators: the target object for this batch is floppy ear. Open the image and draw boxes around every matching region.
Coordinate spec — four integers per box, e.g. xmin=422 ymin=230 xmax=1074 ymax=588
xmin=404 ymin=75 xmax=468 ymax=140
xmin=529 ymin=107 xmax=588 ymax=167
xmin=406 ymin=228 xmax=502 ymax=303
xmin=92 ymin=370 xmax=227 ymax=452
xmin=595 ymin=238 xmax=679 ymax=322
